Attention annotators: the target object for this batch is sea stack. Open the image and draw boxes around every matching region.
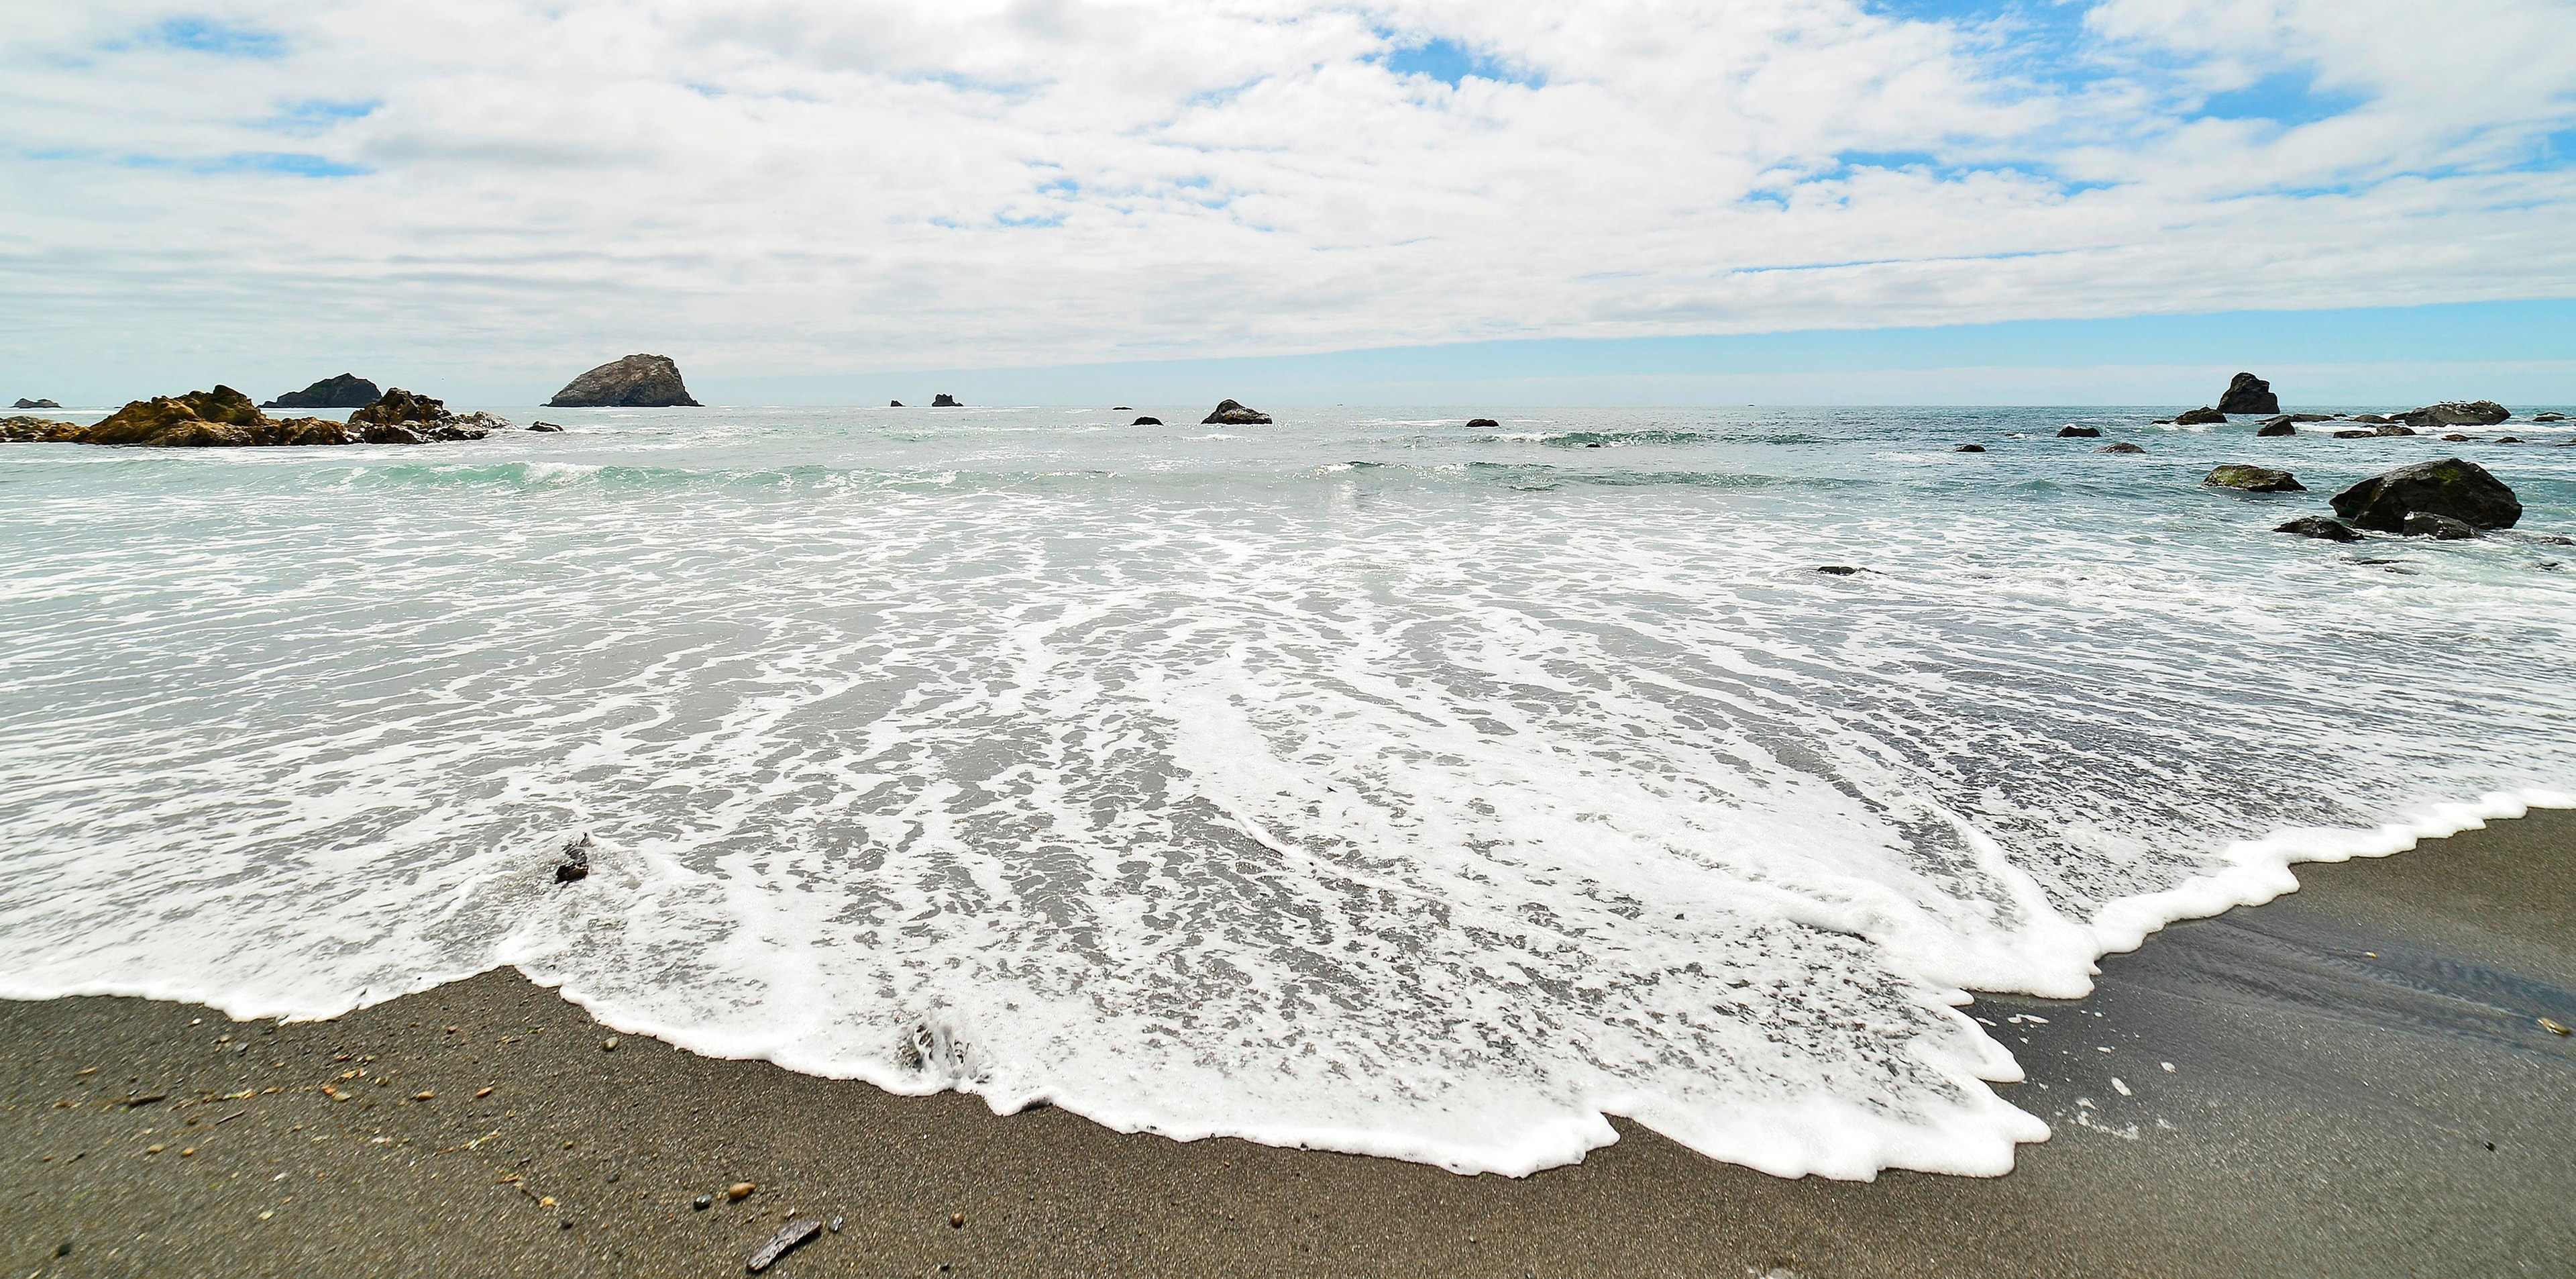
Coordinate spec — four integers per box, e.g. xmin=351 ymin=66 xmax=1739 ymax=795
xmin=1202 ymin=399 xmax=1273 ymax=425
xmin=932 ymin=393 xmax=961 ymax=407
xmin=2216 ymin=372 xmax=2279 ymax=415
xmin=546 ymin=354 xmax=700 ymax=408
xmin=13 ymin=398 xmax=61 ymax=409
xmin=262 ymin=374 xmax=380 ymax=409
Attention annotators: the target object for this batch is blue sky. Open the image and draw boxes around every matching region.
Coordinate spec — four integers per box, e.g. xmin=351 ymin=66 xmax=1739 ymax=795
xmin=2 ymin=1 xmax=2573 ymax=405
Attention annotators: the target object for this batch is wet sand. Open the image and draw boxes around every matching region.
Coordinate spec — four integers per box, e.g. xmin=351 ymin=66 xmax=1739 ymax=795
xmin=6 ymin=809 xmax=2573 ymax=1276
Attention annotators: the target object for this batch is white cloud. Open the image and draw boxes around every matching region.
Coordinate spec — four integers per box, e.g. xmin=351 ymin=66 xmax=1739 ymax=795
xmin=1 ymin=0 xmax=2571 ymax=392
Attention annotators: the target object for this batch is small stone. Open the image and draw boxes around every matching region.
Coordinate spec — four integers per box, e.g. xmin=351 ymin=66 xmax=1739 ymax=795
xmin=180 ymin=1147 xmax=195 ymax=1157
xmin=415 ymin=1091 xmax=435 ymax=1101
xmin=727 ymin=1182 xmax=757 ymax=1202
xmin=828 ymin=1217 xmax=845 ymax=1232
xmin=474 ymin=1087 xmax=493 ymax=1098
xmin=950 ymin=1212 xmax=966 ymax=1228
xmin=602 ymin=1039 xmax=619 ymax=1052
xmin=694 ymin=1194 xmax=714 ymax=1211
xmin=146 ymin=1144 xmax=166 ymax=1154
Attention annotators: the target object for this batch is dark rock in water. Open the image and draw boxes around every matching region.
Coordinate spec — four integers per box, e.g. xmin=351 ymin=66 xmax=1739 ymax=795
xmin=2351 ymin=413 xmax=2394 ymax=425
xmin=2439 ymin=433 xmax=2472 ymax=442
xmin=932 ymin=393 xmax=961 ymax=407
xmin=2396 ymin=400 xmax=2509 ymax=429
xmin=2330 ymin=457 xmax=2521 ymax=532
xmin=2286 ymin=413 xmax=2334 ymax=422
xmin=1131 ymin=416 xmax=1162 ymax=425
xmin=547 ymin=354 xmax=700 ymax=407
xmin=64 ymin=387 xmax=352 ymax=448
xmin=2098 ymin=442 xmax=2146 ymax=454
xmin=2205 ymin=464 xmax=2305 ymax=492
xmin=2532 ymin=411 xmax=2566 ymax=422
xmin=1202 ymin=399 xmax=1273 ymax=425
xmin=1466 ymin=417 xmax=1499 ymax=428
xmin=2216 ymin=372 xmax=2279 ymax=415
xmin=2496 ymin=436 xmax=2522 ymax=444
xmin=2275 ymin=516 xmax=2361 ymax=542
xmin=1953 ymin=444 xmax=1986 ymax=452
xmin=2172 ymin=406 xmax=2226 ymax=425
xmin=2056 ymin=425 xmax=2101 ymax=438
xmin=747 ymin=1218 xmax=824 ymax=1272
xmin=1 ymin=415 xmax=81 ymax=442
xmin=2332 ymin=429 xmax=2376 ymax=439
xmin=529 ymin=422 xmax=565 ymax=432
xmin=2255 ymin=416 xmax=2299 ymax=436
xmin=555 ymin=833 xmax=592 ymax=884
xmin=1113 ymin=407 xmax=1132 ymax=411
xmin=262 ymin=374 xmax=380 ymax=409
xmin=1815 ymin=566 xmax=1862 ymax=575
xmin=889 ymin=400 xmax=903 ymax=407
xmin=2403 ymin=512 xmax=2479 ymax=539
xmin=12 ymin=398 xmax=60 ymax=409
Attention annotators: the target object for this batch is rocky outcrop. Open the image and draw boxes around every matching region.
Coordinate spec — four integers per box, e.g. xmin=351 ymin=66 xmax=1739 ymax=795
xmin=889 ymin=400 xmax=904 ymax=407
xmin=2172 ymin=407 xmax=2226 ymax=425
xmin=1132 ymin=416 xmax=1162 ymax=425
xmin=932 ymin=393 xmax=961 ymax=407
xmin=546 ymin=354 xmax=700 ymax=408
xmin=1466 ymin=417 xmax=1499 ymax=429
xmin=2335 ymin=425 xmax=2416 ymax=438
xmin=1202 ymin=399 xmax=1273 ymax=425
xmin=2098 ymin=442 xmax=2147 ymax=454
xmin=2255 ymin=416 xmax=2299 ymax=436
xmin=2057 ymin=425 xmax=2101 ymax=438
xmin=1953 ymin=444 xmax=1986 ymax=452
xmin=13 ymin=398 xmax=60 ymax=409
xmin=2351 ymin=413 xmax=2394 ymax=425
xmin=262 ymin=374 xmax=380 ymax=409
xmin=2328 ymin=457 xmax=2521 ymax=533
xmin=2396 ymin=401 xmax=2509 ymax=429
xmin=2275 ymin=516 xmax=2361 ymax=542
xmin=74 ymin=386 xmax=342 ymax=447
xmin=2206 ymin=464 xmax=2304 ymax=492
xmin=2403 ymin=512 xmax=2479 ymax=540
xmin=2534 ymin=412 xmax=2567 ymax=423
xmin=1 ymin=415 xmax=81 ymax=442
xmin=2216 ymin=372 xmax=2279 ymax=415
xmin=529 ymin=421 xmax=565 ymax=432
xmin=349 ymin=389 xmax=507 ymax=442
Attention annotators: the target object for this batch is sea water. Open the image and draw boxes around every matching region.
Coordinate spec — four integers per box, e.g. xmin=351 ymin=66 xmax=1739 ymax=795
xmin=3 ymin=404 xmax=2571 ymax=1178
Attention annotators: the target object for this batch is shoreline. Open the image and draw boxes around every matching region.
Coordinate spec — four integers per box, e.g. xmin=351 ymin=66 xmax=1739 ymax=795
xmin=7 ymin=810 xmax=2575 ymax=1276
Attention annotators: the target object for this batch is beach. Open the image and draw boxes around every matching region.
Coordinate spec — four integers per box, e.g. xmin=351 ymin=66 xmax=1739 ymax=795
xmin=8 ymin=808 xmax=2571 ymax=1276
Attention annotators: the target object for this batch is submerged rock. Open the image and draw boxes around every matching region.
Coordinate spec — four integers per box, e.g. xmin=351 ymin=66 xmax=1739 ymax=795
xmin=262 ymin=374 xmax=380 ymax=409
xmin=2351 ymin=413 xmax=2394 ymax=425
xmin=1203 ymin=399 xmax=1273 ymax=425
xmin=2496 ymin=436 xmax=2522 ymax=444
xmin=1953 ymin=444 xmax=1986 ymax=452
xmin=2216 ymin=372 xmax=2279 ymax=415
xmin=546 ymin=354 xmax=700 ymax=408
xmin=13 ymin=397 xmax=60 ymax=409
xmin=2329 ymin=457 xmax=2521 ymax=532
xmin=2403 ymin=512 xmax=2480 ymax=540
xmin=2098 ymin=442 xmax=2147 ymax=454
xmin=932 ymin=393 xmax=961 ymax=407
xmin=555 ymin=833 xmax=592 ymax=884
xmin=529 ymin=421 xmax=565 ymax=432
xmin=2205 ymin=464 xmax=2305 ymax=492
xmin=2396 ymin=401 xmax=2509 ymax=429
xmin=2172 ymin=406 xmax=2226 ymax=425
xmin=2275 ymin=516 xmax=2361 ymax=542
xmin=2533 ymin=412 xmax=2566 ymax=423
xmin=2056 ymin=425 xmax=2101 ymax=438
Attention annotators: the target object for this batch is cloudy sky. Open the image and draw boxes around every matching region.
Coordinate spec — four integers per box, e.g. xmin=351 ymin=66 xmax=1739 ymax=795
xmin=4 ymin=0 xmax=2573 ymax=403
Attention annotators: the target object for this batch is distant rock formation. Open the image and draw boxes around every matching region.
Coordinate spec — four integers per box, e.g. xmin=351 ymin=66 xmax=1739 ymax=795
xmin=2328 ymin=457 xmax=2520 ymax=533
xmin=262 ymin=374 xmax=380 ymax=409
xmin=1202 ymin=399 xmax=1273 ymax=425
xmin=1953 ymin=444 xmax=1986 ymax=452
xmin=350 ymin=389 xmax=508 ymax=442
xmin=2275 ymin=516 xmax=2360 ymax=542
xmin=2395 ymin=401 xmax=2510 ymax=429
xmin=2172 ymin=407 xmax=2225 ymax=425
xmin=2204 ymin=464 xmax=2304 ymax=492
xmin=2056 ymin=425 xmax=2100 ymax=438
xmin=547 ymin=354 xmax=700 ymax=407
xmin=2534 ymin=412 xmax=2567 ymax=423
xmin=1466 ymin=417 xmax=1499 ymax=429
xmin=932 ymin=393 xmax=961 ymax=407
xmin=13 ymin=398 xmax=60 ymax=409
xmin=1132 ymin=416 xmax=1163 ymax=425
xmin=889 ymin=400 xmax=904 ymax=407
xmin=2216 ymin=372 xmax=2279 ymax=415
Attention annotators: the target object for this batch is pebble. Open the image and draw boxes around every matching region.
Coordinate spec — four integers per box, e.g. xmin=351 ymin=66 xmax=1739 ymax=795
xmin=602 ymin=1039 xmax=619 ymax=1052
xmin=828 ymin=1217 xmax=845 ymax=1233
xmin=475 ymin=1087 xmax=493 ymax=1098
xmin=950 ymin=1212 xmax=966 ymax=1228
xmin=146 ymin=1145 xmax=165 ymax=1155
xmin=727 ymin=1182 xmax=757 ymax=1202
xmin=415 ymin=1091 xmax=435 ymax=1101
xmin=693 ymin=1195 xmax=713 ymax=1211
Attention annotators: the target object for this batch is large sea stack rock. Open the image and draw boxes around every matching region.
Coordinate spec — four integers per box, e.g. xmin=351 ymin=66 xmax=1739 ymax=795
xmin=263 ymin=374 xmax=380 ymax=409
xmin=13 ymin=398 xmax=61 ymax=409
xmin=546 ymin=354 xmax=700 ymax=408
xmin=931 ymin=393 xmax=961 ymax=407
xmin=2172 ymin=406 xmax=2226 ymax=425
xmin=2216 ymin=372 xmax=2279 ymax=415
xmin=2205 ymin=464 xmax=2305 ymax=492
xmin=2396 ymin=401 xmax=2510 ymax=429
xmin=1202 ymin=399 xmax=1273 ymax=425
xmin=2328 ymin=456 xmax=2521 ymax=533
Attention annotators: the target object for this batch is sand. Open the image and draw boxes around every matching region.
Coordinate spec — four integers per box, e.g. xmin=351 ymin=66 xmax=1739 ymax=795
xmin=6 ymin=809 xmax=2573 ymax=1276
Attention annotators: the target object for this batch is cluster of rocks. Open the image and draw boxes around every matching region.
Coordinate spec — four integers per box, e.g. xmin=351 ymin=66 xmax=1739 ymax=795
xmin=2242 ymin=457 xmax=2526 ymax=544
xmin=2 ymin=385 xmax=520 ymax=449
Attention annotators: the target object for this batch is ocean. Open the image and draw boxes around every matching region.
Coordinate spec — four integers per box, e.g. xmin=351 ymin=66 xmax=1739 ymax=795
xmin=3 ymin=403 xmax=2571 ymax=1180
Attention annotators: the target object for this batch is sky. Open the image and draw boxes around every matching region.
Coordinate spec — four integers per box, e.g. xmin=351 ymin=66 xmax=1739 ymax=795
xmin=3 ymin=0 xmax=2573 ymax=405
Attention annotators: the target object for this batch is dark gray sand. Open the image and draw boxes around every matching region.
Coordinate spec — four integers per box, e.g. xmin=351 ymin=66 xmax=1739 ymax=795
xmin=7 ymin=811 xmax=2573 ymax=1276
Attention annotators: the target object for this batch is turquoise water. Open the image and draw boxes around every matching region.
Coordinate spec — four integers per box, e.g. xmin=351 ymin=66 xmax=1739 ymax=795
xmin=3 ymin=403 xmax=2571 ymax=1178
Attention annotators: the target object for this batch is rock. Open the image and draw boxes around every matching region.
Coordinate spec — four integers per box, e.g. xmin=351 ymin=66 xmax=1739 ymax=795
xmin=2255 ymin=416 xmax=2299 ymax=436
xmin=1466 ymin=418 xmax=1499 ymax=428
xmin=2532 ymin=412 xmax=2565 ymax=423
xmin=2286 ymin=413 xmax=2334 ymax=422
xmin=2205 ymin=464 xmax=2305 ymax=492
xmin=1953 ymin=444 xmax=1986 ymax=452
xmin=2335 ymin=425 xmax=2415 ymax=438
xmin=2350 ymin=413 xmax=2394 ymax=425
xmin=13 ymin=398 xmax=60 ymax=409
xmin=727 ymin=1182 xmax=757 ymax=1202
xmin=555 ymin=833 xmax=592 ymax=884
xmin=2098 ymin=442 xmax=2146 ymax=454
xmin=749 ymin=1218 xmax=824 ymax=1272
xmin=2403 ymin=512 xmax=2479 ymax=540
xmin=262 ymin=374 xmax=380 ymax=409
xmin=693 ymin=1195 xmax=713 ymax=1211
xmin=2439 ymin=433 xmax=2472 ymax=442
xmin=1131 ymin=416 xmax=1161 ymax=425
xmin=2172 ymin=406 xmax=2226 ymax=425
xmin=2396 ymin=401 xmax=2508 ymax=429
xmin=932 ymin=393 xmax=961 ymax=407
xmin=2216 ymin=372 xmax=2279 ymax=415
xmin=950 ymin=1213 xmax=967 ymax=1228
xmin=1201 ymin=399 xmax=1273 ymax=425
xmin=1 ymin=416 xmax=82 ymax=442
xmin=546 ymin=354 xmax=700 ymax=407
xmin=350 ymin=390 xmax=506 ymax=442
xmin=2056 ymin=425 xmax=2101 ymax=438
xmin=2275 ymin=516 xmax=2361 ymax=542
xmin=529 ymin=422 xmax=565 ymax=432
xmin=2328 ymin=457 xmax=2521 ymax=532
xmin=2496 ymin=436 xmax=2522 ymax=444
xmin=83 ymin=385 xmax=266 ymax=446
xmin=889 ymin=400 xmax=903 ymax=407
xmin=1815 ymin=566 xmax=1860 ymax=576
